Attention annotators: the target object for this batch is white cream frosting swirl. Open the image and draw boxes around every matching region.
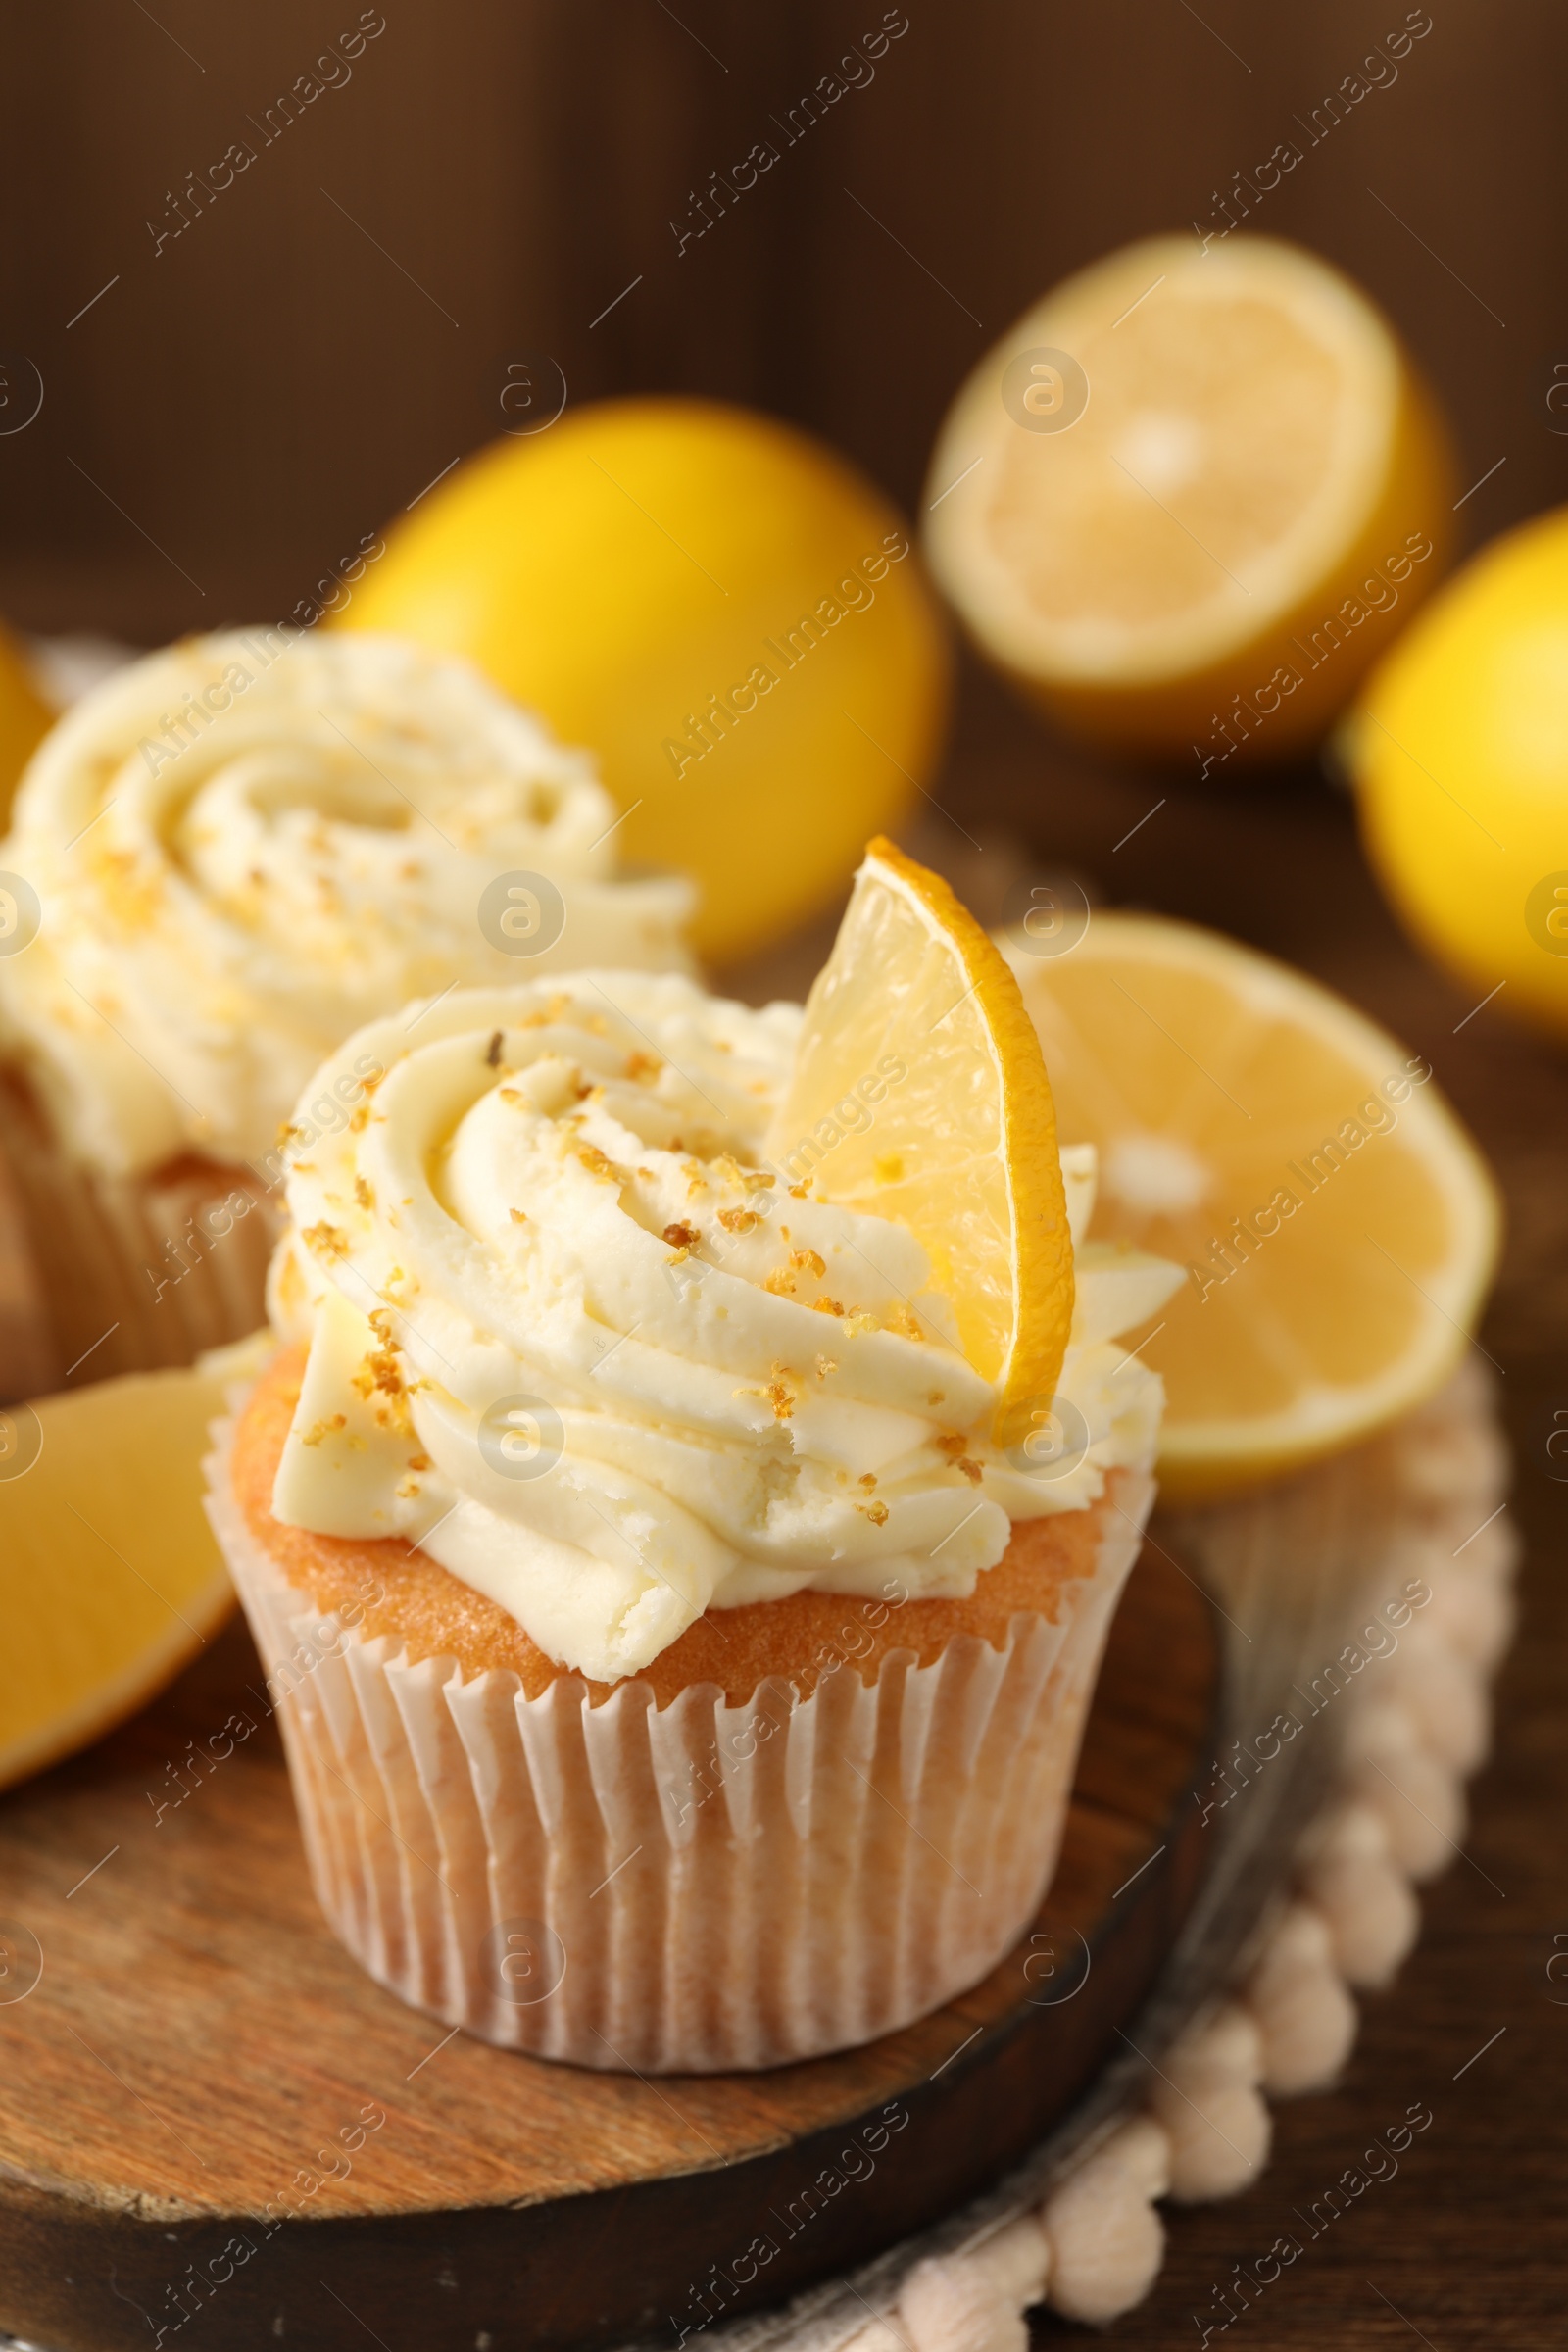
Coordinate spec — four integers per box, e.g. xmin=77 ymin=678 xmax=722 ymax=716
xmin=0 ymin=630 xmax=692 ymax=1176
xmin=267 ymin=972 xmax=1181 ymax=1685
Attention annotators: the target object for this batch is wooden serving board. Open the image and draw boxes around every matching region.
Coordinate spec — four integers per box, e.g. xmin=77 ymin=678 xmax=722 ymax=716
xmin=0 ymin=1537 xmax=1218 ymax=2352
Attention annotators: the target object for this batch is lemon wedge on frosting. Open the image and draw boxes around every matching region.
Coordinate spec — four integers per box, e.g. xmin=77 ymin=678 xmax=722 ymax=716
xmin=769 ymin=838 xmax=1074 ymax=1446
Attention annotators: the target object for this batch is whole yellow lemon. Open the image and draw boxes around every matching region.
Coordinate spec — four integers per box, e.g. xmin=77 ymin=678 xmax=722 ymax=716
xmin=0 ymin=620 xmax=53 ymax=829
xmin=1352 ymin=504 xmax=1568 ymax=1040
xmin=340 ymin=399 xmax=950 ymax=964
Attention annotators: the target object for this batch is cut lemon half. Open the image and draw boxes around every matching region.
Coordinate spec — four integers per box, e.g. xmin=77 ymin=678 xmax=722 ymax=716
xmin=768 ymin=838 xmax=1074 ymax=1445
xmin=1004 ymin=914 xmax=1499 ymax=1500
xmin=925 ymin=234 xmax=1454 ymax=761
xmin=0 ymin=1367 xmax=235 ymax=1791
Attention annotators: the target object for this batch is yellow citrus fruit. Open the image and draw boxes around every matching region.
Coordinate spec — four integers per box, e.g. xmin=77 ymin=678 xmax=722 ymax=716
xmin=924 ymin=233 xmax=1455 ymax=765
xmin=769 ymin=838 xmax=1073 ymax=1446
xmin=0 ymin=619 xmax=53 ymax=829
xmin=0 ymin=1368 xmax=235 ymax=1790
xmin=1351 ymin=503 xmax=1568 ymax=1040
xmin=1005 ymin=913 xmax=1499 ymax=1500
xmin=339 ymin=398 xmax=950 ymax=964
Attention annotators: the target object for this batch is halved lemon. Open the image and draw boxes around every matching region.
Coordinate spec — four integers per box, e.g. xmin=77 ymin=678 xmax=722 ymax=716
xmin=1004 ymin=914 xmax=1499 ymax=1499
xmin=925 ymin=234 xmax=1454 ymax=762
xmin=0 ymin=1367 xmax=235 ymax=1791
xmin=768 ymin=838 xmax=1074 ymax=1445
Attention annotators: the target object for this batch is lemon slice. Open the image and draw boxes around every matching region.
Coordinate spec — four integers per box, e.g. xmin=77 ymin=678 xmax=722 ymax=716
xmin=925 ymin=234 xmax=1454 ymax=760
xmin=769 ymin=838 xmax=1073 ymax=1444
xmin=1004 ymin=914 xmax=1499 ymax=1499
xmin=0 ymin=1367 xmax=235 ymax=1791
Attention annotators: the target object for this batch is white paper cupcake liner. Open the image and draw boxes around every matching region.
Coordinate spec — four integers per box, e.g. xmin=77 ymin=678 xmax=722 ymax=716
xmin=206 ymin=1408 xmax=1153 ymax=2074
xmin=0 ymin=1067 xmax=281 ymax=1381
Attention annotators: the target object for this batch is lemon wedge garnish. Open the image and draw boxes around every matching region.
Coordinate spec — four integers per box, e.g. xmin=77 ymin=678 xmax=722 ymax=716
xmin=1005 ymin=913 xmax=1499 ymax=1499
xmin=925 ymin=233 xmax=1454 ymax=761
xmin=0 ymin=1368 xmax=235 ymax=1791
xmin=769 ymin=838 xmax=1073 ymax=1445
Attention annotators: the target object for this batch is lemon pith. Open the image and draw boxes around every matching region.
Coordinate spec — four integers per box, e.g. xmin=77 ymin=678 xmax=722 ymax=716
xmin=0 ymin=1367 xmax=235 ymax=1791
xmin=1005 ymin=913 xmax=1499 ymax=1499
xmin=769 ymin=838 xmax=1073 ymax=1447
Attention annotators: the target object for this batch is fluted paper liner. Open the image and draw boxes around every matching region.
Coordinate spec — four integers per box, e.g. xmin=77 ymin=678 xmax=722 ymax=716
xmin=206 ymin=1410 xmax=1153 ymax=2074
xmin=0 ymin=1071 xmax=280 ymax=1381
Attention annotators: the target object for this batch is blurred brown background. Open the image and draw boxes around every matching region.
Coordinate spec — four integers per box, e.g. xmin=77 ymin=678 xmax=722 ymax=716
xmin=4 ymin=4 xmax=1567 ymax=2342
xmin=2 ymin=0 xmax=1562 ymax=641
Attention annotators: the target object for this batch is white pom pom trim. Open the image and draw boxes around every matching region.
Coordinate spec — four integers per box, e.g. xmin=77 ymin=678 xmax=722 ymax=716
xmin=698 ymin=1372 xmax=1513 ymax=2349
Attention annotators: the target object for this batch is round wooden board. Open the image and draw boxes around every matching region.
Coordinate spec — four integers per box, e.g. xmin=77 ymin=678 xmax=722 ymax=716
xmin=0 ymin=1539 xmax=1217 ymax=2352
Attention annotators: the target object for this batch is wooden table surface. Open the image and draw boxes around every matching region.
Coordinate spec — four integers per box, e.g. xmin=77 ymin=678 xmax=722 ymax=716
xmin=855 ymin=662 xmax=1568 ymax=2350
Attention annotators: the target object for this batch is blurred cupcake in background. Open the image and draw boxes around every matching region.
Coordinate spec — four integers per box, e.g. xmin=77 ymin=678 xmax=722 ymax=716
xmin=0 ymin=629 xmax=692 ymax=1388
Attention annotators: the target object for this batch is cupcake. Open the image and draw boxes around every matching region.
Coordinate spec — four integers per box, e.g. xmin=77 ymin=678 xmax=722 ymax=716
xmin=206 ymin=869 xmax=1182 ymax=2071
xmin=0 ymin=629 xmax=692 ymax=1385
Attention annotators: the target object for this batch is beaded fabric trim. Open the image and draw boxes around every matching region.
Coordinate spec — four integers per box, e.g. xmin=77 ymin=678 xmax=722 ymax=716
xmin=638 ymin=1361 xmax=1513 ymax=2349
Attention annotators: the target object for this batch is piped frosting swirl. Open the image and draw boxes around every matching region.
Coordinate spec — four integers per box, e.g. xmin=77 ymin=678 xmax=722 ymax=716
xmin=267 ymin=972 xmax=1180 ymax=1684
xmin=0 ymin=630 xmax=692 ymax=1175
